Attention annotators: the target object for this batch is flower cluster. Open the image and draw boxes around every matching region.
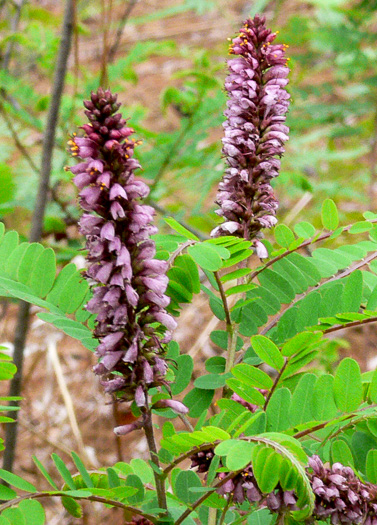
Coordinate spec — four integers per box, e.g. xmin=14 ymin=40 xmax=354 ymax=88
xmin=212 ymin=15 xmax=290 ymax=256
xmin=308 ymin=455 xmax=377 ymax=524
xmin=68 ymin=88 xmax=184 ymax=433
xmin=190 ymin=450 xmax=297 ymax=508
xmin=191 ymin=449 xmax=377 ymax=522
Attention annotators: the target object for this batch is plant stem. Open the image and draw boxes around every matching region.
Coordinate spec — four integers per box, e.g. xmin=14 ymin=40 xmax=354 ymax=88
xmin=3 ymin=0 xmax=74 ymax=473
xmin=143 ymin=407 xmax=167 ymax=511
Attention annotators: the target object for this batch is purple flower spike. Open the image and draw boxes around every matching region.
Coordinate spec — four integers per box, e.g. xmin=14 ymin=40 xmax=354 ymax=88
xmin=212 ymin=15 xmax=290 ymax=248
xmin=68 ymin=88 xmax=179 ymax=417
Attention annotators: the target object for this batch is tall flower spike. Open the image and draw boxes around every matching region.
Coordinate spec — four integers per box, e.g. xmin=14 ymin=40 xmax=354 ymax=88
xmin=68 ymin=89 xmax=180 ymax=430
xmin=212 ymin=15 xmax=290 ymax=252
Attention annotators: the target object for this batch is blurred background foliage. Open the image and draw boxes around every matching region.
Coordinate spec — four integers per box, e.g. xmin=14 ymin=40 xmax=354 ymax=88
xmin=1 ymin=0 xmax=377 ymax=260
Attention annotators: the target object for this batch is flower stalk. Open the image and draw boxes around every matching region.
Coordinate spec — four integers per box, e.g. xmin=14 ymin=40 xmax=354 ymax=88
xmin=212 ymin=15 xmax=290 ymax=252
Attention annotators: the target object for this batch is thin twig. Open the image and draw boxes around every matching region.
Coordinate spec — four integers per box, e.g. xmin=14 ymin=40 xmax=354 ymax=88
xmin=3 ymin=0 xmax=74 ymax=473
xmin=263 ymin=358 xmax=288 ymax=410
xmin=108 ymin=0 xmax=138 ymax=63
xmin=0 ymin=492 xmax=157 ymax=522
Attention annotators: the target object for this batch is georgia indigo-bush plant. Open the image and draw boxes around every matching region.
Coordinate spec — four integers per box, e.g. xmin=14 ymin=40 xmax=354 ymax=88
xmin=3 ymin=13 xmax=377 ymax=525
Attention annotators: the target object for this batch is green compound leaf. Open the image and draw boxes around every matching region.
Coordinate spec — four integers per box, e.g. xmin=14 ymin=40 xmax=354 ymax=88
xmin=334 ymin=358 xmax=363 ymax=413
xmin=321 ymin=199 xmax=339 ymax=230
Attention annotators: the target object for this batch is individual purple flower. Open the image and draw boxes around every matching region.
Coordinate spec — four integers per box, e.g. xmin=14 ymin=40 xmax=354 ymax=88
xmin=212 ymin=15 xmax=290 ymax=248
xmin=68 ymin=88 xmax=178 ymax=418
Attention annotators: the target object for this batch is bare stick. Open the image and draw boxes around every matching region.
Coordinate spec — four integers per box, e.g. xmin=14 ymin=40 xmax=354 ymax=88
xmin=3 ymin=0 xmax=74 ymax=473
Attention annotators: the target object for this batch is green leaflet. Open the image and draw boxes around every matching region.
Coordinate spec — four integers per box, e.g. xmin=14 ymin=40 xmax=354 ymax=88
xmin=183 ymin=387 xmax=214 ymax=418
xmin=258 ymin=269 xmax=295 ymax=303
xmin=294 ymin=221 xmax=316 ymax=239
xmin=0 ymin=469 xmax=36 ymax=493
xmin=266 ymin=388 xmax=292 ymax=432
xmin=366 ymin=449 xmax=377 ymax=483
xmin=321 ymin=199 xmax=339 ymax=230
xmin=250 ymin=335 xmax=284 ymax=370
xmin=331 ymin=440 xmax=354 ymax=468
xmin=252 ymin=445 xmax=282 ymax=493
xmin=333 ymin=358 xmax=363 ymax=413
xmin=231 ymin=364 xmax=273 ymax=390
xmin=226 ymin=441 xmax=255 ymax=470
xmin=18 ymin=500 xmax=45 ymax=525
xmin=52 ymin=453 xmax=76 ymax=490
xmin=174 ymin=470 xmax=203 ymax=504
xmin=164 ymin=217 xmax=199 ymax=241
xmin=274 ymin=224 xmax=295 ymax=248
xmin=1 ymin=509 xmax=25 ymax=525
xmin=289 ymin=374 xmax=317 ymax=427
xmin=188 ymin=243 xmax=222 ymax=271
xmin=171 ymin=354 xmax=194 ymax=395
xmin=311 ymin=374 xmax=338 ymax=421
xmin=341 ymin=270 xmax=363 ymax=312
